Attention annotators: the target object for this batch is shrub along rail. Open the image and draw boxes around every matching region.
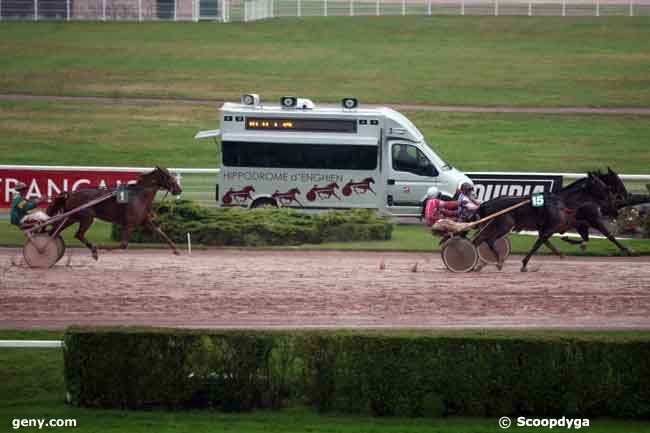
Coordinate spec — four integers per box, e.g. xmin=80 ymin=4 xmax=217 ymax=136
xmin=64 ymin=328 xmax=650 ymax=418
xmin=111 ymin=200 xmax=393 ymax=246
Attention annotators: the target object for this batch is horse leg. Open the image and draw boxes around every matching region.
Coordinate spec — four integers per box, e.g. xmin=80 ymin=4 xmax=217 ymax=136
xmin=521 ymin=232 xmax=553 ymax=272
xmin=576 ymin=226 xmax=589 ymax=251
xmin=473 ymin=219 xmax=509 ymax=271
xmin=75 ymin=216 xmax=98 ymax=260
xmin=560 ymin=225 xmax=589 ymax=251
xmin=543 ymin=240 xmax=565 ymax=259
xmin=145 ymin=220 xmax=180 ymax=255
xmin=591 ymin=218 xmax=633 ymax=256
xmin=96 ymin=225 xmax=134 ymax=251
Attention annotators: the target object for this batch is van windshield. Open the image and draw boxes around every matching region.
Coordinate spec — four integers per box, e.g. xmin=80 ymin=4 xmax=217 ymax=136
xmin=425 ymin=143 xmax=452 ymax=171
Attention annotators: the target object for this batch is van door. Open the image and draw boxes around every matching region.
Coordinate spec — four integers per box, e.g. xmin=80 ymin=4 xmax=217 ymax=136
xmin=384 ymin=141 xmax=444 ymax=217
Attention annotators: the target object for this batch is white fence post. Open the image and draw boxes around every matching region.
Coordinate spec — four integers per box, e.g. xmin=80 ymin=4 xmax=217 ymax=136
xmin=66 ymin=0 xmax=70 ymax=20
xmin=376 ymin=0 xmax=380 ymax=16
xmin=102 ymin=0 xmax=106 ymax=21
xmin=401 ymin=0 xmax=405 ymax=15
xmin=461 ymin=0 xmax=465 ymax=15
xmin=596 ymin=0 xmax=600 ymax=16
xmin=34 ymin=0 xmax=37 ymax=20
xmin=350 ymin=0 xmax=354 ymax=16
xmin=495 ymin=0 xmax=498 ymax=15
xmin=528 ymin=1 xmax=532 ymax=16
xmin=174 ymin=0 xmax=177 ymax=20
xmin=629 ymin=0 xmax=634 ymax=16
xmin=427 ymin=0 xmax=431 ymax=15
xmin=562 ymin=0 xmax=566 ymax=16
xmin=138 ymin=0 xmax=142 ymax=21
xmin=297 ymin=0 xmax=301 ymax=17
xmin=324 ymin=0 xmax=328 ymax=16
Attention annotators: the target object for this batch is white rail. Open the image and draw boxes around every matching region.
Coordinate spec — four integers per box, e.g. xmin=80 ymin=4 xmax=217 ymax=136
xmin=1 ymin=0 xmax=649 ymax=22
xmin=2 ymin=166 xmax=649 ymax=182
xmin=0 ymin=165 xmax=218 ymax=174
xmin=0 ymin=340 xmax=63 ymax=348
xmin=469 ymin=171 xmax=650 ymax=182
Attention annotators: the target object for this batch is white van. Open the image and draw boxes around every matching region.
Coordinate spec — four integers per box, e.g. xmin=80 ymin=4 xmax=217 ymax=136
xmin=195 ymin=94 xmax=471 ymax=218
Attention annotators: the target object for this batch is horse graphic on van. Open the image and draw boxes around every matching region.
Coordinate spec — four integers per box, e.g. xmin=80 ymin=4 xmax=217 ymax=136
xmin=222 ymin=185 xmax=255 ymax=205
xmin=306 ymin=183 xmax=341 ymax=201
xmin=272 ymin=188 xmax=303 ymax=207
xmin=342 ymin=177 xmax=376 ymax=196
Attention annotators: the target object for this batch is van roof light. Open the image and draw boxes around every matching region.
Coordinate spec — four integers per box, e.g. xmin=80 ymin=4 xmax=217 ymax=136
xmin=281 ymin=96 xmax=298 ymax=108
xmin=342 ymin=98 xmax=358 ymax=109
xmin=241 ymin=93 xmax=260 ymax=106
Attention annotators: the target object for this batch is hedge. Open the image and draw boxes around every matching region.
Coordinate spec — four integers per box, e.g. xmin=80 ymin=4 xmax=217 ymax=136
xmin=64 ymin=328 xmax=650 ymax=418
xmin=111 ymin=200 xmax=392 ymax=246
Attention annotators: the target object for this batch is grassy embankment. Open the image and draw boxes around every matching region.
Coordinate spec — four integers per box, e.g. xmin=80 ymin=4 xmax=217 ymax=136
xmin=1 ymin=18 xmax=650 ymax=107
xmin=2 ymin=330 xmax=650 ymax=433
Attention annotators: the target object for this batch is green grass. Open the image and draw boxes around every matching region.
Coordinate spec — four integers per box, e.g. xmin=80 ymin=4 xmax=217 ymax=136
xmin=1 ymin=220 xmax=648 ymax=255
xmin=2 ymin=100 xmax=650 ymax=175
xmin=1 ymin=18 xmax=650 ymax=107
xmin=2 ymin=330 xmax=650 ymax=433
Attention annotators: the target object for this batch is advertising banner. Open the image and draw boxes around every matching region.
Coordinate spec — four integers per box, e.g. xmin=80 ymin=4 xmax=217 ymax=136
xmin=0 ymin=168 xmax=144 ymax=208
xmin=467 ymin=173 xmax=564 ymax=202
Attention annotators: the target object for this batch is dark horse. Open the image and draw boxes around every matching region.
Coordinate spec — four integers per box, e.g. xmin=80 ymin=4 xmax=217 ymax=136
xmin=559 ymin=167 xmax=649 ymax=255
xmin=473 ymin=173 xmax=615 ymax=272
xmin=47 ymin=166 xmax=182 ymax=260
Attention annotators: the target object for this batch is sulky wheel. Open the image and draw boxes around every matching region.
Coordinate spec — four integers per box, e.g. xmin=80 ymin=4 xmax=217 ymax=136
xmin=441 ymin=236 xmax=479 ymax=273
xmin=477 ymin=236 xmax=511 ymax=265
xmin=23 ymin=234 xmax=60 ymax=269
xmin=54 ymin=235 xmax=66 ymax=263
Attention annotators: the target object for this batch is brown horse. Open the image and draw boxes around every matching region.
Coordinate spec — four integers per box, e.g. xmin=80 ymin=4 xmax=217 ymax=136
xmin=47 ymin=166 xmax=182 ymax=260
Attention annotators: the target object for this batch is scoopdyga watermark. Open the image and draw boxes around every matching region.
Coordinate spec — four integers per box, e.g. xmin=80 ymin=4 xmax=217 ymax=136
xmin=499 ymin=416 xmax=590 ymax=429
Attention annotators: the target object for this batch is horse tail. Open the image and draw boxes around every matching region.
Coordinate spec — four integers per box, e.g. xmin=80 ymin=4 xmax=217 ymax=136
xmin=46 ymin=192 xmax=69 ymax=216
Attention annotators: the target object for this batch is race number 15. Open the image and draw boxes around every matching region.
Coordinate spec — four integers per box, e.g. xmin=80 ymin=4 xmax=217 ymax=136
xmin=531 ymin=193 xmax=545 ymax=208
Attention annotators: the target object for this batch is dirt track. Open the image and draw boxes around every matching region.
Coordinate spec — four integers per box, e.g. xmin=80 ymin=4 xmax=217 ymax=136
xmin=0 ymin=248 xmax=649 ymax=330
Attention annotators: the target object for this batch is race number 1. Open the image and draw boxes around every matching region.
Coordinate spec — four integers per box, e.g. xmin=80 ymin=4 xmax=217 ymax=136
xmin=531 ymin=193 xmax=545 ymax=208
xmin=117 ymin=185 xmax=129 ymax=204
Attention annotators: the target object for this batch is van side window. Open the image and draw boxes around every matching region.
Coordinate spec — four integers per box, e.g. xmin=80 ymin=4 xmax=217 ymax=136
xmin=222 ymin=141 xmax=378 ymax=170
xmin=392 ymin=144 xmax=438 ymax=177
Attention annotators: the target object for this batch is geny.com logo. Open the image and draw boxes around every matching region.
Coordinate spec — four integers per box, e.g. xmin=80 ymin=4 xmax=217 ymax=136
xmin=12 ymin=418 xmax=77 ymax=430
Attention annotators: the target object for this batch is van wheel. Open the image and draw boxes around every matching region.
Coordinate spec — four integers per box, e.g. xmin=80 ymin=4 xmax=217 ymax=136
xmin=251 ymin=198 xmax=278 ymax=209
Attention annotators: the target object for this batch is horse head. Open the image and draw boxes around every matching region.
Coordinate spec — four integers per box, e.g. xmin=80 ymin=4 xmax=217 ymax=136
xmin=143 ymin=166 xmax=182 ymax=195
xmin=587 ymin=173 xmax=618 ymax=217
xmin=603 ymin=167 xmax=629 ymax=203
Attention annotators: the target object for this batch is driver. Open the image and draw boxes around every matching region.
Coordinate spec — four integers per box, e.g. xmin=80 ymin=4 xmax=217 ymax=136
xmin=457 ymin=182 xmax=482 ymax=221
xmin=10 ymin=182 xmax=49 ymax=227
xmin=421 ymin=186 xmax=458 ymax=227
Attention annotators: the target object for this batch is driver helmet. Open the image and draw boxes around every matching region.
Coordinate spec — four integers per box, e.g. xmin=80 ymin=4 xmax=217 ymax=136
xmin=15 ymin=182 xmax=28 ymax=192
xmin=422 ymin=186 xmax=440 ymax=201
xmin=460 ymin=182 xmax=474 ymax=194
